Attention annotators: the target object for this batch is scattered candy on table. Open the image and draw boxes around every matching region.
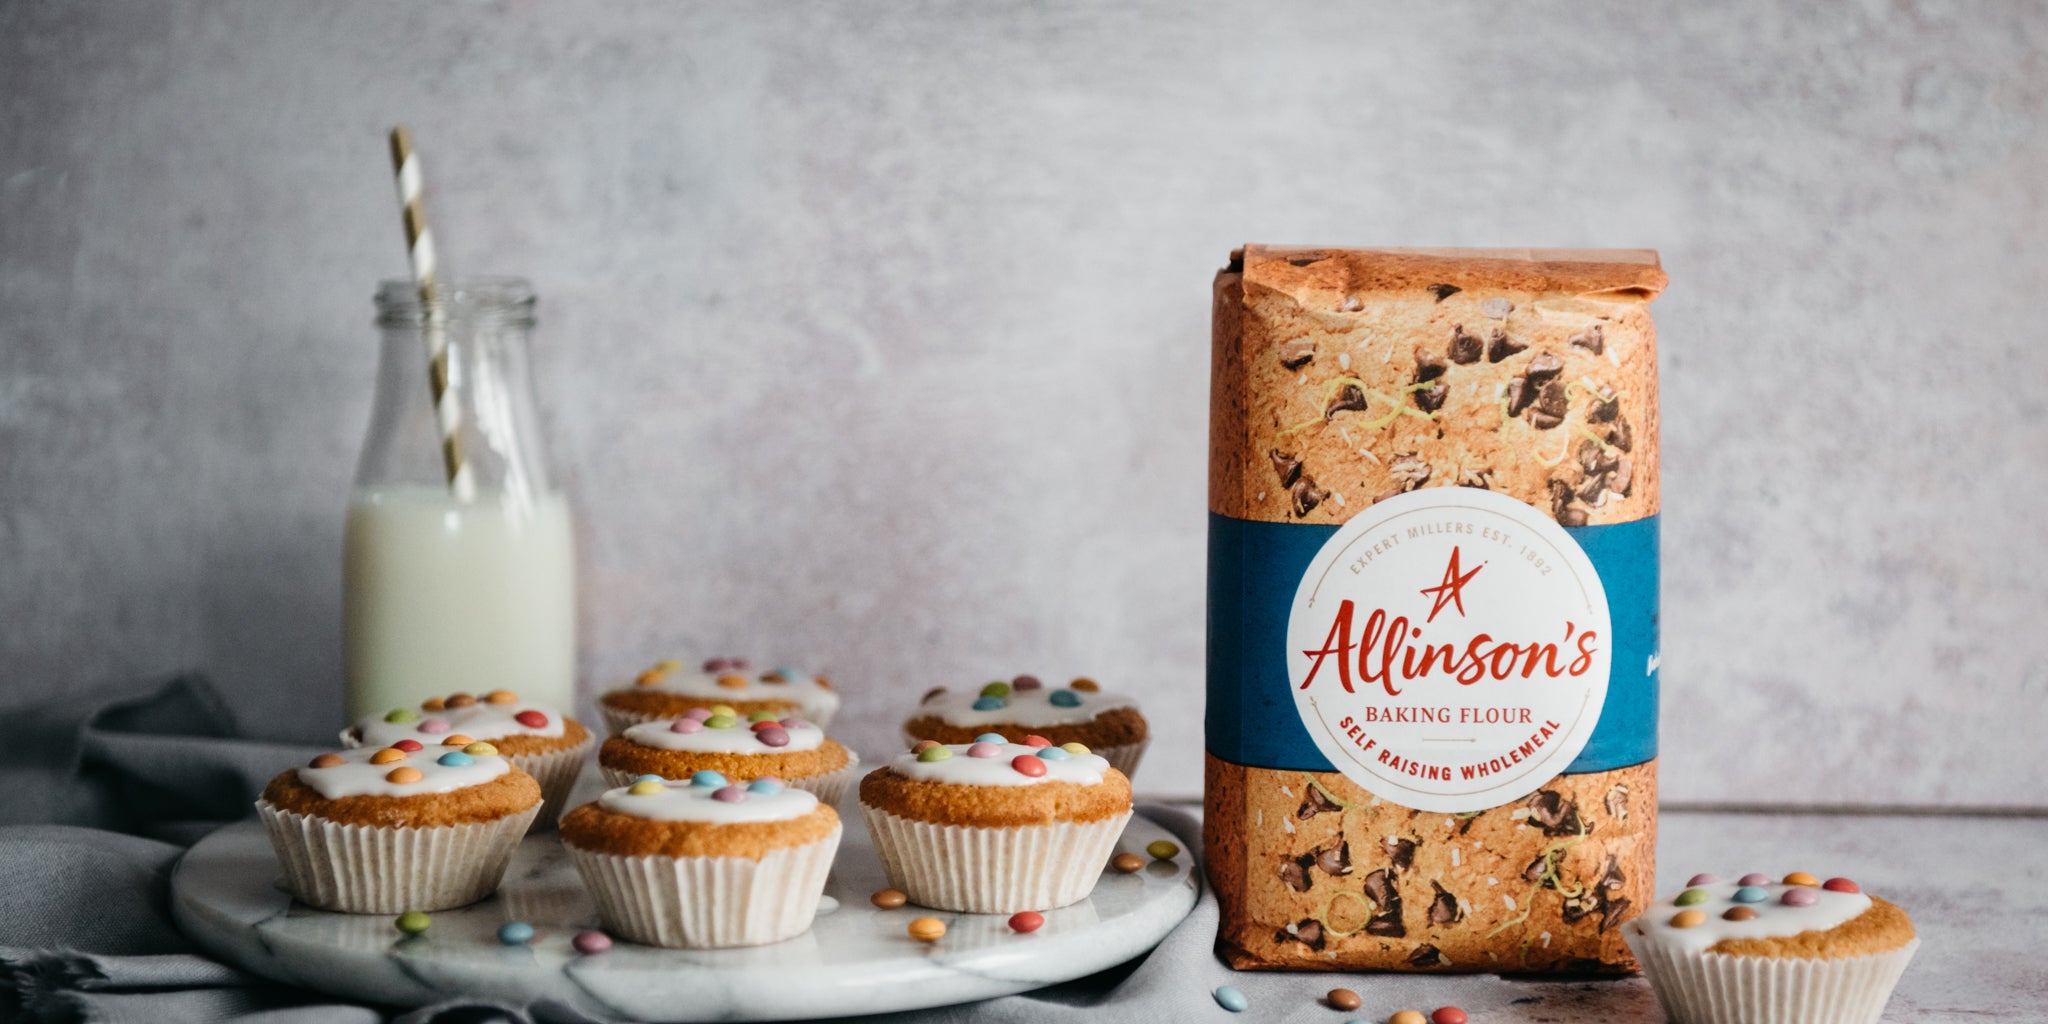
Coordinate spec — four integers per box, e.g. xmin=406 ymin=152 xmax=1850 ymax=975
xmin=447 ymin=694 xmax=476 ymax=708
xmin=1212 ymin=985 xmax=1248 ymax=1012
xmin=571 ymin=930 xmax=611 ymax=954
xmin=907 ymin=916 xmax=946 ymax=942
xmin=1326 ymin=987 xmax=1362 ymax=1010
xmin=1388 ymin=1011 xmax=1426 ymax=1024
xmin=1145 ymin=840 xmax=1179 ymax=860
xmin=1432 ymin=1008 xmax=1468 ymax=1024
xmin=394 ymin=911 xmax=430 ymax=935
xmin=1008 ymin=911 xmax=1043 ymax=933
xmin=1110 ymin=852 xmax=1144 ymax=873
xmin=497 ymin=921 xmax=534 ymax=946
xmin=871 ymin=888 xmax=908 ymax=909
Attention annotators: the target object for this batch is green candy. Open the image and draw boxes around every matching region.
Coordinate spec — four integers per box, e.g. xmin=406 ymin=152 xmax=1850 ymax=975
xmin=980 ymin=681 xmax=1011 ymax=698
xmin=1146 ymin=839 xmax=1181 ymax=860
xmin=747 ymin=710 xmax=780 ymax=723
xmin=394 ymin=911 xmax=431 ymax=935
xmin=706 ymin=714 xmax=739 ymax=729
xmin=1675 ymin=887 xmax=1710 ymax=906
xmin=916 ymin=746 xmax=954 ymax=763
xmin=384 ymin=708 xmax=419 ymax=723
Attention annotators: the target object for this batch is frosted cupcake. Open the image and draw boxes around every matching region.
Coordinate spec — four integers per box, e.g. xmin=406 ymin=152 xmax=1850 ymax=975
xmin=258 ymin=741 xmax=542 ymax=913
xmin=1623 ymin=870 xmax=1919 ymax=1024
xmin=903 ymin=676 xmax=1149 ymax=778
xmin=344 ymin=689 xmax=593 ymax=831
xmin=599 ymin=657 xmax=840 ymax=734
xmin=561 ymin=774 xmax=841 ymax=949
xmin=598 ymin=708 xmax=861 ymax=805
xmin=859 ymin=737 xmax=1133 ymax=914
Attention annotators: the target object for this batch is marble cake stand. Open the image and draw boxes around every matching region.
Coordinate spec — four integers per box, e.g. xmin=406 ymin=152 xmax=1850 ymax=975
xmin=171 ymin=807 xmax=1199 ymax=1021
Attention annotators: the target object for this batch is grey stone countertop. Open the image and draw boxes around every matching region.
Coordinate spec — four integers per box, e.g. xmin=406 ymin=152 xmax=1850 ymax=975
xmin=1209 ymin=806 xmax=2048 ymax=1023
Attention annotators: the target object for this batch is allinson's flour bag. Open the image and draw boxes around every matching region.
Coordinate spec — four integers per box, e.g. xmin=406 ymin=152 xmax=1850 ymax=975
xmin=1206 ymin=247 xmax=1664 ymax=973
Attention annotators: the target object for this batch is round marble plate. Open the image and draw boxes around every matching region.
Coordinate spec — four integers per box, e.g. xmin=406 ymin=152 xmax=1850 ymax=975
xmin=172 ymin=806 xmax=1199 ymax=1021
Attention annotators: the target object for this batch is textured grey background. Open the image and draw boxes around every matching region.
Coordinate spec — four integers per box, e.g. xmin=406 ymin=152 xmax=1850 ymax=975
xmin=2 ymin=1 xmax=2043 ymax=807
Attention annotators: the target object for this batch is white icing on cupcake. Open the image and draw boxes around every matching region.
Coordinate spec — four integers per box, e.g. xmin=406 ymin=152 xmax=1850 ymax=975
xmin=887 ymin=742 xmax=1113 ymax=788
xmin=1624 ymin=880 xmax=1872 ymax=955
xmin=297 ymin=745 xmax=512 ymax=799
xmin=915 ymin=681 xmax=1136 ymax=730
xmin=349 ymin=697 xmax=567 ymax=748
xmin=628 ymin=660 xmax=840 ymax=722
xmin=597 ymin=778 xmax=820 ymax=824
xmin=621 ymin=716 xmax=827 ymax=754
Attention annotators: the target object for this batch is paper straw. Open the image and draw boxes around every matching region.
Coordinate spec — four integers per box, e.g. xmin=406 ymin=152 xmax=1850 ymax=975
xmin=387 ymin=125 xmax=474 ymax=500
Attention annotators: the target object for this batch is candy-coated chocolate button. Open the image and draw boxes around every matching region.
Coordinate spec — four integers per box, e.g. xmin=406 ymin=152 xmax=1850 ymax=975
xmin=709 ymin=704 xmax=737 ymax=717
xmin=497 ymin=921 xmax=534 ymax=945
xmin=1012 ymin=674 xmax=1042 ymax=690
xmin=973 ymin=732 xmax=1007 ymax=744
xmin=437 ymin=751 xmax=474 ymax=767
xmin=447 ymin=693 xmax=476 ymax=708
xmin=871 ymin=888 xmax=908 ymax=909
xmin=1732 ymin=885 xmax=1768 ymax=903
xmin=1146 ymin=840 xmax=1179 ymax=860
xmin=443 ymin=734 xmax=474 ymax=747
xmin=1059 ymin=742 xmax=1090 ymax=755
xmin=1724 ymin=906 xmax=1760 ymax=921
xmin=1431 ymin=1009 xmax=1468 ymax=1024
xmin=747 ymin=778 xmax=783 ymax=794
xmin=628 ymin=780 xmax=664 ymax=796
xmin=920 ymin=687 xmax=946 ymax=703
xmin=463 ymin=742 xmax=497 ymax=757
xmin=683 ymin=708 xmax=713 ymax=722
xmin=370 ymin=748 xmax=406 ymax=765
xmin=749 ymin=718 xmax=779 ymax=731
xmin=1035 ymin=747 xmax=1072 ymax=761
xmin=979 ymin=681 xmax=1011 ymax=698
xmin=691 ymin=770 xmax=727 ymax=788
xmin=1023 ymin=735 xmax=1052 ymax=747
xmin=1011 ymin=755 xmax=1048 ymax=777
xmin=812 ymin=674 xmax=830 ymax=689
xmin=572 ymin=930 xmax=611 ymax=954
xmin=1823 ymin=877 xmax=1861 ymax=893
xmin=780 ymin=717 xmax=810 ymax=729
xmin=1048 ymin=690 xmax=1082 ymax=708
xmin=1213 ymin=986 xmax=1247 ymax=1012
xmin=1782 ymin=888 xmax=1820 ymax=907
xmin=907 ymin=917 xmax=946 ymax=942
xmin=1327 ymin=987 xmax=1362 ymax=1010
xmin=392 ymin=739 xmax=424 ymax=752
xmin=712 ymin=785 xmax=748 ymax=803
xmin=310 ymin=753 xmax=346 ymax=768
xmin=971 ymin=697 xmax=1007 ymax=711
xmin=1069 ymin=677 xmax=1100 ymax=692
xmin=1738 ymin=872 xmax=1772 ymax=886
xmin=1687 ymin=872 xmax=1720 ymax=886
xmin=966 ymin=742 xmax=1004 ymax=758
xmin=633 ymin=774 xmax=662 ymax=785
xmin=1008 ymin=910 xmax=1044 ymax=933
xmin=1670 ymin=909 xmax=1707 ymax=928
xmin=748 ymin=710 xmax=779 ymax=722
xmin=706 ymin=714 xmax=739 ymax=729
xmin=671 ymin=718 xmax=704 ymax=734
xmin=757 ymin=727 xmax=791 ymax=747
xmin=417 ymin=719 xmax=450 ymax=734
xmin=1674 ymin=887 xmax=1709 ymax=906
xmin=911 ymin=739 xmax=941 ymax=753
xmin=917 ymin=746 xmax=953 ymax=762
xmin=514 ymin=710 xmax=549 ymax=729
xmin=635 ymin=669 xmax=665 ymax=687
xmin=384 ymin=708 xmax=419 ymax=723
xmin=422 ymin=698 xmax=447 ymax=712
xmin=385 ymin=766 xmax=423 ymax=784
xmin=394 ymin=911 xmax=431 ymax=935
xmin=1111 ymin=852 xmax=1144 ymax=873
xmin=1389 ymin=1012 xmax=1426 ymax=1024
xmin=484 ymin=689 xmax=518 ymax=704
xmin=715 ymin=673 xmax=749 ymax=689
xmin=1784 ymin=871 xmax=1820 ymax=886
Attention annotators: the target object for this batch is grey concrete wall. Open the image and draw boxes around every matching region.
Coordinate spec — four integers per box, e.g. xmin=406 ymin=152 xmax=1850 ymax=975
xmin=2 ymin=1 xmax=2043 ymax=806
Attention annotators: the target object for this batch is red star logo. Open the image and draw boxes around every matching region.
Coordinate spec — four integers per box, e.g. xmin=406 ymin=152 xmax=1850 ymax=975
xmin=1418 ymin=546 xmax=1483 ymax=623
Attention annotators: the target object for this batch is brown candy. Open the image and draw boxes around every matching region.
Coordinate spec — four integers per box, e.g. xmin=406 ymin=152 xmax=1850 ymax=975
xmin=1327 ymin=988 xmax=1363 ymax=1011
xmin=446 ymin=693 xmax=477 ymax=708
xmin=1724 ymin=906 xmax=1759 ymax=922
xmin=309 ymin=753 xmax=346 ymax=768
xmin=1070 ymin=678 xmax=1100 ymax=692
xmin=421 ymin=697 xmax=446 ymax=711
xmin=1111 ymin=852 xmax=1145 ymax=873
xmin=871 ymin=888 xmax=908 ymax=909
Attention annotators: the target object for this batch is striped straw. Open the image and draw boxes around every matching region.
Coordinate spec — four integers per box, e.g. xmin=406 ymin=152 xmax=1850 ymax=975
xmin=387 ymin=125 xmax=474 ymax=500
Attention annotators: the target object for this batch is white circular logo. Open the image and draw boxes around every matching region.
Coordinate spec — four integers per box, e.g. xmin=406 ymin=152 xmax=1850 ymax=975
xmin=1285 ymin=487 xmax=1611 ymax=813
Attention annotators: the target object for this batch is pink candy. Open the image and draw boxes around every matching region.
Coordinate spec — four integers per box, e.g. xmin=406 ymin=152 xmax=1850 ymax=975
xmin=967 ymin=742 xmax=1004 ymax=758
xmin=780 ymin=718 xmax=811 ymax=729
xmin=1687 ymin=873 xmax=1719 ymax=886
xmin=670 ymin=718 xmax=704 ymax=734
xmin=684 ymin=708 xmax=713 ymax=722
xmin=712 ymin=785 xmax=749 ymax=803
xmin=703 ymin=656 xmax=751 ymax=672
xmin=417 ymin=718 xmax=451 ymax=735
xmin=1781 ymin=887 xmax=1819 ymax=907
xmin=1738 ymin=873 xmax=1772 ymax=886
xmin=757 ymin=727 xmax=791 ymax=747
xmin=572 ymin=930 xmax=612 ymax=955
xmin=1012 ymin=675 xmax=1043 ymax=691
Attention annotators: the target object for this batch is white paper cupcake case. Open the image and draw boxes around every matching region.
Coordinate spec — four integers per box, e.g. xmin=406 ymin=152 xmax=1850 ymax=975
xmin=601 ymin=703 xmax=837 ymax=736
xmin=599 ymin=754 xmax=861 ymax=807
xmin=861 ymin=806 xmax=1133 ymax=914
xmin=1632 ymin=937 xmax=1920 ymax=1024
xmin=257 ymin=799 xmax=539 ymax=914
xmin=566 ymin=826 xmax=841 ymax=949
xmin=509 ymin=736 xmax=593 ymax=832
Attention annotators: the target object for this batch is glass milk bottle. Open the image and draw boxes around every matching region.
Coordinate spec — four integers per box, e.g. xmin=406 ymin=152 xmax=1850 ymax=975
xmin=343 ymin=278 xmax=575 ymax=721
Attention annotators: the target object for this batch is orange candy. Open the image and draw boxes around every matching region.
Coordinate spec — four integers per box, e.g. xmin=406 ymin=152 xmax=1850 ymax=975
xmin=1784 ymin=871 xmax=1820 ymax=886
xmin=760 ymin=672 xmax=788 ymax=684
xmin=907 ymin=917 xmax=946 ymax=942
xmin=1070 ymin=677 xmax=1100 ymax=692
xmin=912 ymin=740 xmax=941 ymax=753
xmin=715 ymin=674 xmax=749 ymax=689
xmin=443 ymin=734 xmax=475 ymax=747
xmin=815 ymin=676 xmax=833 ymax=690
xmin=370 ymin=748 xmax=407 ymax=765
xmin=421 ymin=697 xmax=447 ymax=712
xmin=635 ymin=669 xmax=666 ymax=687
xmin=310 ymin=753 xmax=346 ymax=768
xmin=1670 ymin=909 xmax=1707 ymax=928
xmin=385 ymin=766 xmax=423 ymax=784
xmin=484 ymin=689 xmax=518 ymax=704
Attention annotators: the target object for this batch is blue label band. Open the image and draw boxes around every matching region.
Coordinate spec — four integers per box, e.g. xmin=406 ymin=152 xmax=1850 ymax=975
xmin=1206 ymin=511 xmax=1658 ymax=775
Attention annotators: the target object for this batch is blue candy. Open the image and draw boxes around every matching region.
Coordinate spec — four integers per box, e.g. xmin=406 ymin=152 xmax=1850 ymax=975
xmin=747 ymin=778 xmax=783 ymax=795
xmin=973 ymin=732 xmax=1008 ymax=744
xmin=1035 ymin=747 xmax=1072 ymax=761
xmin=497 ymin=921 xmax=535 ymax=946
xmin=436 ymin=751 xmax=474 ymax=767
xmin=971 ymin=696 xmax=1007 ymax=711
xmin=1213 ymin=985 xmax=1248 ymax=1012
xmin=691 ymin=770 xmax=727 ymax=788
xmin=1733 ymin=885 xmax=1769 ymax=904
xmin=633 ymin=774 xmax=663 ymax=785
xmin=1049 ymin=690 xmax=1082 ymax=708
